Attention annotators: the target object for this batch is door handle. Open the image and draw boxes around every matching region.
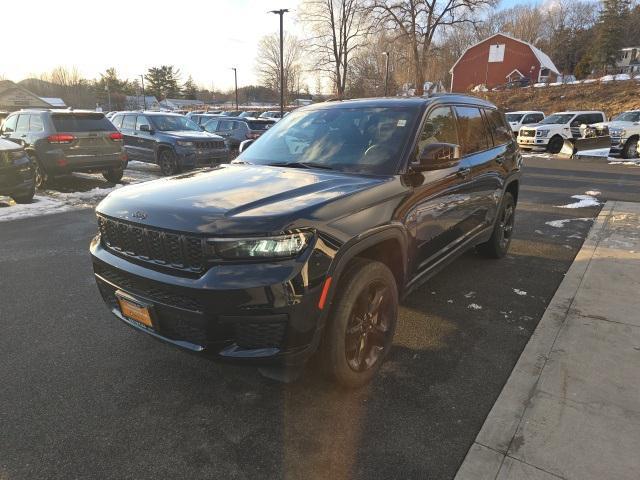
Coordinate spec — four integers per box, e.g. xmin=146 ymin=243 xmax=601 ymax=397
xmin=457 ymin=167 xmax=471 ymax=178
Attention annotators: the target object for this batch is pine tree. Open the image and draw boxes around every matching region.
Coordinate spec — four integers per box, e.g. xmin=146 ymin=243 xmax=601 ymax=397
xmin=593 ymin=0 xmax=631 ymax=70
xmin=182 ymin=76 xmax=198 ymax=100
xmin=144 ymin=66 xmax=182 ymax=100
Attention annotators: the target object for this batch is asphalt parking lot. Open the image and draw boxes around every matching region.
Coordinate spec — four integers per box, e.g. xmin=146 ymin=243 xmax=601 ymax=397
xmin=1 ymin=155 xmax=640 ymax=480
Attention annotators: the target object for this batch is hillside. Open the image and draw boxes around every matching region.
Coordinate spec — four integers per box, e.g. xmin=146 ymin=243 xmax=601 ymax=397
xmin=481 ymin=81 xmax=640 ymax=117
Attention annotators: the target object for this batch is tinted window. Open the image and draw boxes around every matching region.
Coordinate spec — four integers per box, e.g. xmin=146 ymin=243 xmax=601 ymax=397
xmin=454 ymin=106 xmax=489 ymax=155
xmin=136 ymin=115 xmax=151 ymax=131
xmin=122 ymin=115 xmax=136 ymax=130
xmin=16 ymin=115 xmax=29 ymax=133
xmin=29 ymin=115 xmax=44 ymax=132
xmin=418 ymin=106 xmax=458 ymax=153
xmin=112 ymin=115 xmax=124 ymax=129
xmin=485 ymin=109 xmax=513 ymax=146
xmin=3 ymin=115 xmax=18 ymax=133
xmin=247 ymin=121 xmax=271 ymax=131
xmin=149 ymin=115 xmax=199 ymax=132
xmin=52 ymin=113 xmax=113 ymax=132
xmin=218 ymin=120 xmax=234 ymax=131
xmin=203 ymin=120 xmax=219 ymax=132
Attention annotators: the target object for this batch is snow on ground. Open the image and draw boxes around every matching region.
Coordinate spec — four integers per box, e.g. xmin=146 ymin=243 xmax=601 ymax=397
xmin=513 ymin=289 xmax=527 ymax=296
xmin=545 ymin=218 xmax=594 ymax=228
xmin=609 ymin=160 xmax=640 ymax=166
xmin=0 ymin=196 xmax=75 ymax=223
xmin=467 ymin=303 xmax=482 ymax=310
xmin=584 ymin=190 xmax=601 ymax=196
xmin=556 ymin=193 xmax=601 ymax=209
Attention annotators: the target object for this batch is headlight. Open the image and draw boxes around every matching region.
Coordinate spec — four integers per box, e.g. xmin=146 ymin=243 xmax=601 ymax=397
xmin=206 ymin=231 xmax=313 ymax=259
xmin=176 ymin=140 xmax=195 ymax=147
xmin=536 ymin=129 xmax=549 ymax=137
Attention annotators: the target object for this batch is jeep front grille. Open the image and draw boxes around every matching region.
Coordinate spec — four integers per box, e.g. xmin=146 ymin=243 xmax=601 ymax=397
xmin=97 ymin=215 xmax=205 ymax=272
xmin=197 ymin=140 xmax=225 ymax=149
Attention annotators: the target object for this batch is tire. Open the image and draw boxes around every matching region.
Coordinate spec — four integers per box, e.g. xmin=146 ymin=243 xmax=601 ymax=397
xmin=621 ymin=137 xmax=639 ymax=159
xmin=321 ymin=259 xmax=398 ymax=388
xmin=11 ymin=186 xmax=35 ymax=204
xmin=103 ymin=167 xmax=124 ymax=183
xmin=547 ymin=135 xmax=564 ymax=154
xmin=158 ymin=149 xmax=180 ymax=176
xmin=33 ymin=159 xmax=48 ymax=189
xmin=477 ymin=192 xmax=516 ymax=259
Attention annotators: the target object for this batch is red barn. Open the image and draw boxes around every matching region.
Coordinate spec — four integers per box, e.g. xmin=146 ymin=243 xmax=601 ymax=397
xmin=450 ymin=33 xmax=560 ymax=92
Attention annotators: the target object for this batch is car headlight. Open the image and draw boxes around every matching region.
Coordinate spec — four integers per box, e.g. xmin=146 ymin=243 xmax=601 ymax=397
xmin=536 ymin=129 xmax=549 ymax=137
xmin=176 ymin=140 xmax=195 ymax=147
xmin=206 ymin=231 xmax=313 ymax=259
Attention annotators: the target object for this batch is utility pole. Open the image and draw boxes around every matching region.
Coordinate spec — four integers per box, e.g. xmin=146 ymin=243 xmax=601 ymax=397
xmin=382 ymin=52 xmax=390 ymax=96
xmin=231 ymin=68 xmax=238 ymax=111
xmin=139 ymin=74 xmax=146 ymax=110
xmin=270 ymin=9 xmax=288 ymax=118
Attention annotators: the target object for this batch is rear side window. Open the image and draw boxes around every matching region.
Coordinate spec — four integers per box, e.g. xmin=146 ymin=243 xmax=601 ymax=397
xmin=247 ymin=121 xmax=270 ymax=131
xmin=484 ymin=109 xmax=513 ymax=146
xmin=418 ymin=106 xmax=459 ymax=153
xmin=122 ymin=115 xmax=136 ymax=130
xmin=16 ymin=115 xmax=30 ymax=133
xmin=112 ymin=115 xmax=124 ymax=129
xmin=52 ymin=114 xmax=113 ymax=132
xmin=2 ymin=115 xmax=18 ymax=133
xmin=454 ymin=106 xmax=490 ymax=155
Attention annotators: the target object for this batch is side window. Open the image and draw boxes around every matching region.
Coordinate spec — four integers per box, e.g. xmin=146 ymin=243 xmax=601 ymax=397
xmin=218 ymin=120 xmax=233 ymax=131
xmin=485 ymin=109 xmax=513 ymax=146
xmin=16 ymin=115 xmax=30 ymax=133
xmin=2 ymin=115 xmax=18 ymax=133
xmin=454 ymin=106 xmax=490 ymax=155
xmin=135 ymin=115 xmax=150 ymax=131
xmin=112 ymin=115 xmax=123 ymax=129
xmin=523 ymin=114 xmax=537 ymax=124
xmin=122 ymin=115 xmax=136 ymax=130
xmin=589 ymin=113 xmax=604 ymax=124
xmin=572 ymin=114 xmax=589 ymax=126
xmin=533 ymin=114 xmax=544 ymax=122
xmin=418 ymin=106 xmax=459 ymax=153
xmin=204 ymin=120 xmax=218 ymax=132
xmin=29 ymin=115 xmax=44 ymax=132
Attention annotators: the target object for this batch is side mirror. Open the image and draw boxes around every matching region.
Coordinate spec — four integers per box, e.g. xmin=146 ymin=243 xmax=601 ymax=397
xmin=413 ymin=143 xmax=461 ymax=171
xmin=139 ymin=124 xmax=151 ymax=132
xmin=239 ymin=139 xmax=254 ymax=153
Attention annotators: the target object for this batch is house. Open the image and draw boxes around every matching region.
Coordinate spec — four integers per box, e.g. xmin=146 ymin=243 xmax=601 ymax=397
xmin=617 ymin=47 xmax=640 ymax=74
xmin=450 ymin=33 xmax=560 ymax=92
xmin=125 ymin=95 xmax=160 ymax=110
xmin=0 ymin=80 xmax=55 ymax=111
xmin=159 ymin=98 xmax=205 ymax=110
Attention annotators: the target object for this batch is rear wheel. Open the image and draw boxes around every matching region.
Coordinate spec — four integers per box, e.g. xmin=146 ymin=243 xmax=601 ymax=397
xmin=477 ymin=192 xmax=515 ymax=259
xmin=158 ymin=149 xmax=180 ymax=176
xmin=547 ymin=135 xmax=564 ymax=154
xmin=103 ymin=167 xmax=124 ymax=183
xmin=33 ymin=159 xmax=48 ymax=189
xmin=621 ymin=137 xmax=639 ymax=159
xmin=322 ymin=259 xmax=398 ymax=388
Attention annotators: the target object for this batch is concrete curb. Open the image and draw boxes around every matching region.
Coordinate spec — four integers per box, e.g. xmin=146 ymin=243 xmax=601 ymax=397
xmin=454 ymin=202 xmax=617 ymax=480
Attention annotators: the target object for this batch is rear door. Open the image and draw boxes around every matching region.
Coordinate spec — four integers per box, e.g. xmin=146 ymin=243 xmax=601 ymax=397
xmin=135 ymin=115 xmax=155 ymax=162
xmin=50 ymin=113 xmax=120 ymax=166
xmin=120 ymin=114 xmax=138 ymax=159
xmin=13 ymin=114 xmax=30 ymax=146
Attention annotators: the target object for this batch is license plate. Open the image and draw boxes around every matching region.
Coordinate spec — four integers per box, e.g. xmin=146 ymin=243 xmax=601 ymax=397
xmin=117 ymin=295 xmax=153 ymax=328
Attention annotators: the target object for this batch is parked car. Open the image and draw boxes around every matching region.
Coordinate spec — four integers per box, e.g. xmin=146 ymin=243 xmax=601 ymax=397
xmin=238 ymin=111 xmax=261 ymax=119
xmin=595 ymin=110 xmax=640 ymax=158
xmin=0 ymin=109 xmax=128 ymax=187
xmin=220 ymin=111 xmax=241 ymax=117
xmin=202 ymin=117 xmax=275 ymax=150
xmin=505 ymin=111 xmax=545 ymax=135
xmin=518 ymin=110 xmax=607 ymax=153
xmin=188 ymin=113 xmax=223 ymax=126
xmin=110 ymin=111 xmax=228 ymax=175
xmin=259 ymin=111 xmax=283 ymax=121
xmin=91 ymin=95 xmax=521 ymax=387
xmin=0 ymin=138 xmax=35 ymax=203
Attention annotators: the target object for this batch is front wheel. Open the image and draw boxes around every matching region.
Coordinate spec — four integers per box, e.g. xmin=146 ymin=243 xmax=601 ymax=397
xmin=33 ymin=160 xmax=48 ymax=189
xmin=621 ymin=137 xmax=639 ymax=159
xmin=477 ymin=192 xmax=515 ymax=259
xmin=321 ymin=259 xmax=398 ymax=388
xmin=11 ymin=186 xmax=35 ymax=204
xmin=158 ymin=149 xmax=180 ymax=176
xmin=547 ymin=135 xmax=564 ymax=154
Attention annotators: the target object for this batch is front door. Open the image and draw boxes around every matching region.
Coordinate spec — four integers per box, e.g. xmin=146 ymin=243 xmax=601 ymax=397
xmin=120 ymin=114 xmax=138 ymax=160
xmin=135 ymin=115 xmax=155 ymax=162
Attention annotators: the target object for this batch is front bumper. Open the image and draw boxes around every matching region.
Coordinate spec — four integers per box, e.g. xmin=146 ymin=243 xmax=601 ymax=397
xmin=0 ymin=161 xmax=35 ymax=196
xmin=90 ymin=235 xmax=332 ymax=366
xmin=176 ymin=147 xmax=229 ymax=168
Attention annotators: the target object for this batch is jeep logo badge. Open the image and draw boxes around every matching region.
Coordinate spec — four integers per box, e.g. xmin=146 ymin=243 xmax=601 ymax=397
xmin=132 ymin=210 xmax=148 ymax=220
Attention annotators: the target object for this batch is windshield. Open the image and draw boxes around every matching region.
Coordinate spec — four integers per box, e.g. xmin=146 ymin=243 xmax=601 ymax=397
xmin=235 ymin=106 xmax=419 ymax=175
xmin=505 ymin=114 xmax=524 ymax=122
xmin=540 ymin=114 xmax=574 ymax=125
xmin=150 ymin=115 xmax=200 ymax=132
xmin=612 ymin=111 xmax=640 ymax=122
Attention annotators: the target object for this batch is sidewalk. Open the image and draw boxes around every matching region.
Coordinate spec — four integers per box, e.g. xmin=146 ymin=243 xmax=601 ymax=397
xmin=456 ymin=201 xmax=640 ymax=480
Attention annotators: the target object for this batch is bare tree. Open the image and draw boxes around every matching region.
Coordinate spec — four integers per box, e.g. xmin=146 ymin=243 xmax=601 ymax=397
xmin=254 ymin=33 xmax=303 ymax=102
xmin=300 ymin=0 xmax=371 ymax=98
xmin=368 ymin=0 xmax=495 ymax=94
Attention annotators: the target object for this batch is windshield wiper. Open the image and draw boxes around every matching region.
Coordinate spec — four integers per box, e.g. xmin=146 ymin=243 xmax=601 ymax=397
xmin=266 ymin=161 xmax=334 ymax=170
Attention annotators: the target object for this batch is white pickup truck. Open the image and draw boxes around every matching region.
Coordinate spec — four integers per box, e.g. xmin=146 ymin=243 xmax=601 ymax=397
xmin=518 ymin=111 xmax=607 ymax=153
xmin=595 ymin=110 xmax=640 ymax=158
xmin=505 ymin=111 xmax=545 ymax=135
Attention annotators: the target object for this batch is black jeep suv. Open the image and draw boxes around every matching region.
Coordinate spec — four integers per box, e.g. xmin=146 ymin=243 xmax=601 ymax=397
xmin=1 ymin=110 xmax=127 ymax=187
xmin=110 ymin=111 xmax=228 ymax=175
xmin=0 ymin=138 xmax=35 ymax=203
xmin=91 ymin=96 xmax=521 ymax=387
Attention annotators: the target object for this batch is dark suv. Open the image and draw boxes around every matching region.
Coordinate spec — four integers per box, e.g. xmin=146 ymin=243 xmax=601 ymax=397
xmin=0 ymin=138 xmax=35 ymax=203
xmin=111 ymin=111 xmax=228 ymax=175
xmin=0 ymin=109 xmax=127 ymax=187
xmin=202 ymin=117 xmax=275 ymax=150
xmin=91 ymin=96 xmax=521 ymax=387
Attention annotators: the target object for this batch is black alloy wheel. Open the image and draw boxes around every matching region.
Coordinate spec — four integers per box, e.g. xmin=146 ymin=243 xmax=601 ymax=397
xmin=159 ymin=149 xmax=180 ymax=176
xmin=477 ymin=191 xmax=515 ymax=259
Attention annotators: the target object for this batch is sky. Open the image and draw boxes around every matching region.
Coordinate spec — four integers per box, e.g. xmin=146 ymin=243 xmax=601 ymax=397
xmin=1 ymin=0 xmax=537 ymax=91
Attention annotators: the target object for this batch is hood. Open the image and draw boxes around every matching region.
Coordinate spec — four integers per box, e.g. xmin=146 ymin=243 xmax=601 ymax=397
xmin=0 ymin=138 xmax=22 ymax=151
xmin=594 ymin=120 xmax=636 ymax=129
xmin=162 ymin=130 xmax=224 ymax=140
xmin=519 ymin=123 xmax=544 ymax=130
xmin=96 ymin=164 xmax=390 ymax=235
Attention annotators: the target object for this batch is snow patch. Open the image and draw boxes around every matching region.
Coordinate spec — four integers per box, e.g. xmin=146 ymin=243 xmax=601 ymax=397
xmin=513 ymin=289 xmax=527 ymax=296
xmin=464 ymin=291 xmax=476 ymax=299
xmin=545 ymin=218 xmax=594 ymax=228
xmin=584 ymin=190 xmax=600 ymax=196
xmin=467 ymin=303 xmax=482 ymax=310
xmin=0 ymin=196 xmax=74 ymax=223
xmin=556 ymin=194 xmax=601 ymax=209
